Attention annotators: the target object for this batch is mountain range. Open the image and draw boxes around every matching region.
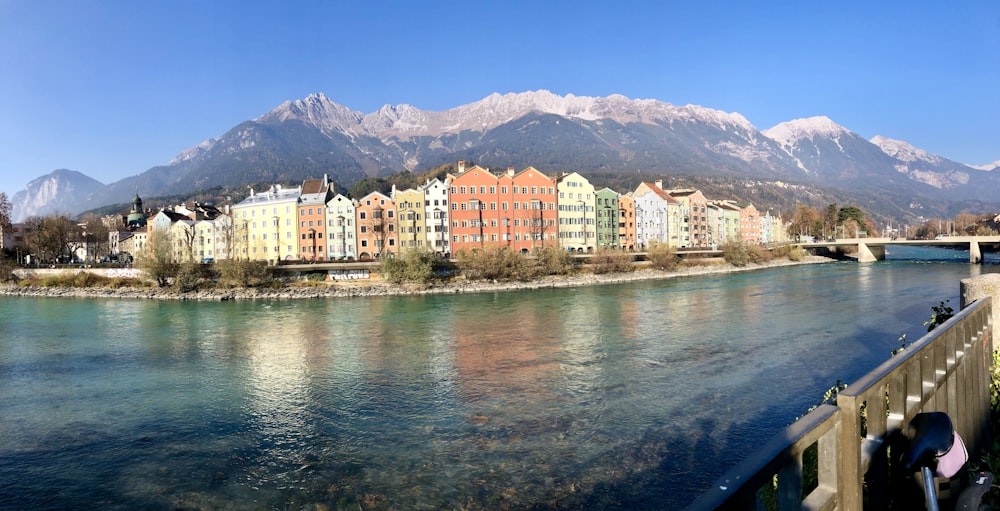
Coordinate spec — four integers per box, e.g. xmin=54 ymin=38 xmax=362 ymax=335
xmin=10 ymin=90 xmax=999 ymax=223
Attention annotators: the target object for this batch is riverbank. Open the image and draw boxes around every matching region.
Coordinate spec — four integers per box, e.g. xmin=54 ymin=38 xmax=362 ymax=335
xmin=0 ymin=255 xmax=836 ymax=301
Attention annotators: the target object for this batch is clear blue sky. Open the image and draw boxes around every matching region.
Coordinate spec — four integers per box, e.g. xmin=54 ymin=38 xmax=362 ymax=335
xmin=1 ymin=0 xmax=998 ymax=197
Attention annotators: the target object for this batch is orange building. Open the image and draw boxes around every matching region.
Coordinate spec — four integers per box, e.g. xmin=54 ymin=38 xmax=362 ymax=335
xmin=618 ymin=194 xmax=637 ymax=251
xmin=355 ymin=191 xmax=397 ymax=259
xmin=502 ymin=166 xmax=557 ymax=253
xmin=739 ymin=203 xmax=761 ymax=244
xmin=448 ymin=162 xmax=558 ymax=255
xmin=448 ymin=162 xmax=498 ymax=254
xmin=297 ymin=176 xmax=333 ymax=261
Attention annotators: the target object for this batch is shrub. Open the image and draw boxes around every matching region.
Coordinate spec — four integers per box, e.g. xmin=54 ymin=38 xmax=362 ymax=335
xmin=532 ymin=246 xmax=573 ymax=276
xmin=381 ymin=249 xmax=438 ymax=284
xmin=721 ymin=240 xmax=765 ymax=267
xmin=771 ymin=244 xmax=806 ymax=262
xmin=0 ymin=259 xmax=14 ymax=283
xmin=589 ymin=249 xmax=635 ymax=274
xmin=173 ymin=261 xmax=205 ymax=292
xmin=216 ymin=259 xmax=273 ymax=288
xmin=456 ymin=246 xmax=533 ymax=281
xmin=646 ymin=242 xmax=679 ymax=271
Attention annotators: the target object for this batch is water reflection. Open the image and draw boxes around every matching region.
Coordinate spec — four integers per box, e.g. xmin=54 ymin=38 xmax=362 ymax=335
xmin=2 ymin=257 xmax=999 ymax=509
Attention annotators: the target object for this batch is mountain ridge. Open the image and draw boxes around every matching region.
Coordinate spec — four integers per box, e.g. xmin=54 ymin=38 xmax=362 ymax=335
xmin=9 ymin=90 xmax=999 ymax=223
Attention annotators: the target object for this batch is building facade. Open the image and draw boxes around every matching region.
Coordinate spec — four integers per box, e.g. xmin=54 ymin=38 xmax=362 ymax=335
xmin=421 ymin=178 xmax=450 ymax=256
xmin=595 ymin=188 xmax=619 ymax=250
xmin=297 ymin=177 xmax=334 ymax=261
xmin=556 ymin=172 xmax=595 ymax=252
xmin=325 ymin=194 xmax=357 ymax=260
xmin=392 ymin=186 xmax=426 ymax=252
xmin=617 ymin=194 xmax=637 ymax=251
xmin=355 ymin=191 xmax=397 ymax=259
xmin=231 ymin=185 xmax=302 ymax=263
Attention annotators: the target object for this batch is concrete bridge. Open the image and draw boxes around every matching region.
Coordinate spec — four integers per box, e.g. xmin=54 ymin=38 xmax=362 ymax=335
xmin=799 ymin=235 xmax=1000 ymax=263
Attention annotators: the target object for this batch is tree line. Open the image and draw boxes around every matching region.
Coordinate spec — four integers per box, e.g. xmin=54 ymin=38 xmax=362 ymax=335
xmin=786 ymin=203 xmax=998 ymax=240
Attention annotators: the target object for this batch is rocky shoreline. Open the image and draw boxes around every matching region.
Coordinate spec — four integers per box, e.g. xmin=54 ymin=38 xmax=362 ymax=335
xmin=0 ymin=256 xmax=836 ymax=301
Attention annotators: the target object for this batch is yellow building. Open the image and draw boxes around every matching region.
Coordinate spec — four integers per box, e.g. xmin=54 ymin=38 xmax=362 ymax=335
xmin=231 ymin=185 xmax=302 ymax=263
xmin=391 ymin=186 xmax=426 ymax=252
xmin=555 ymin=172 xmax=596 ymax=252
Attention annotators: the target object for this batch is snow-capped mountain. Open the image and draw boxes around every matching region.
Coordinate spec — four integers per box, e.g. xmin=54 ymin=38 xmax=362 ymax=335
xmin=970 ymin=160 xmax=1000 ymax=172
xmin=869 ymin=135 xmax=975 ymax=189
xmin=261 ymin=91 xmax=762 ymax=139
xmin=9 ymin=90 xmax=999 ymax=222
xmin=761 ymin=116 xmax=902 ymax=182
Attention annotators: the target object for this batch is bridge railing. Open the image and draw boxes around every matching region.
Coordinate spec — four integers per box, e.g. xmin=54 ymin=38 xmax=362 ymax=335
xmin=686 ymin=296 xmax=993 ymax=510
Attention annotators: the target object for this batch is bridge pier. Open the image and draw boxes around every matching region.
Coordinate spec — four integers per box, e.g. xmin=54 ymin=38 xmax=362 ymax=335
xmin=971 ymin=240 xmax=983 ymax=264
xmin=857 ymin=242 xmax=885 ymax=262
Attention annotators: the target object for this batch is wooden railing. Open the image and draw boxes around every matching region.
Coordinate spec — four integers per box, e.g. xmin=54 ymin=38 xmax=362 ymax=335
xmin=686 ymin=297 xmax=993 ymax=510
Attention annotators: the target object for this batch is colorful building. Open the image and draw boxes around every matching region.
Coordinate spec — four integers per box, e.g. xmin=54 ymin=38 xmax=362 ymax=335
xmin=392 ymin=186 xmax=426 ymax=252
xmin=739 ymin=203 xmax=761 ymax=244
xmin=708 ymin=200 xmax=742 ymax=245
xmin=666 ymin=189 xmax=709 ymax=247
xmin=355 ymin=191 xmax=397 ymax=259
xmin=421 ymin=178 xmax=450 ymax=256
xmin=231 ymin=184 xmax=302 ymax=263
xmin=297 ymin=177 xmax=334 ymax=261
xmin=617 ymin=194 xmax=637 ymax=251
xmin=504 ymin=166 xmax=557 ymax=253
xmin=595 ymin=188 xmax=619 ymax=250
xmin=325 ymin=194 xmax=357 ymax=260
xmin=633 ymin=181 xmax=679 ymax=249
xmin=556 ymin=172 xmax=595 ymax=252
xmin=448 ymin=162 xmax=498 ymax=254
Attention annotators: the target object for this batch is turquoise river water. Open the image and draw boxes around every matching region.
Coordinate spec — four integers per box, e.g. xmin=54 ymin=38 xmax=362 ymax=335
xmin=1 ymin=246 xmax=998 ymax=510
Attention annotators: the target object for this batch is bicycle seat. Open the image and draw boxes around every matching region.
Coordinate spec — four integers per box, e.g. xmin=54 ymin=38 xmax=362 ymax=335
xmin=902 ymin=412 xmax=967 ymax=478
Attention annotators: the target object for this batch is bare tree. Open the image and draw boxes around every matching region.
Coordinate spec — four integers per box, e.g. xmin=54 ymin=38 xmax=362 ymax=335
xmin=174 ymin=222 xmax=197 ymax=262
xmin=138 ymin=229 xmax=177 ymax=287
xmin=81 ymin=214 xmax=111 ymax=261
xmin=25 ymin=214 xmax=80 ymax=264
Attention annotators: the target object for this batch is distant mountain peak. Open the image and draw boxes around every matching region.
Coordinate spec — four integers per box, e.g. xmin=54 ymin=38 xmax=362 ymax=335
xmin=870 ymin=135 xmax=944 ymax=164
xmin=969 ymin=160 xmax=1000 ymax=172
xmin=761 ymin=116 xmax=850 ymax=147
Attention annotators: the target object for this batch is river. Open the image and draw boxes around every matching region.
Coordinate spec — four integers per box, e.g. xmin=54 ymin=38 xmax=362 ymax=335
xmin=1 ymin=246 xmax=997 ymax=510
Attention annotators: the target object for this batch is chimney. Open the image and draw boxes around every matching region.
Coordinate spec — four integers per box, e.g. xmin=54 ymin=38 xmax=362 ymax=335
xmin=457 ymin=160 xmax=466 ymax=173
xmin=507 ymin=167 xmax=515 ymax=177
xmin=655 ymin=179 xmax=663 ymax=190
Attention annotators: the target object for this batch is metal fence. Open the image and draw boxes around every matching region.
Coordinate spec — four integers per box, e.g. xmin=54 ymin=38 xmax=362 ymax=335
xmin=686 ymin=296 xmax=993 ymax=510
